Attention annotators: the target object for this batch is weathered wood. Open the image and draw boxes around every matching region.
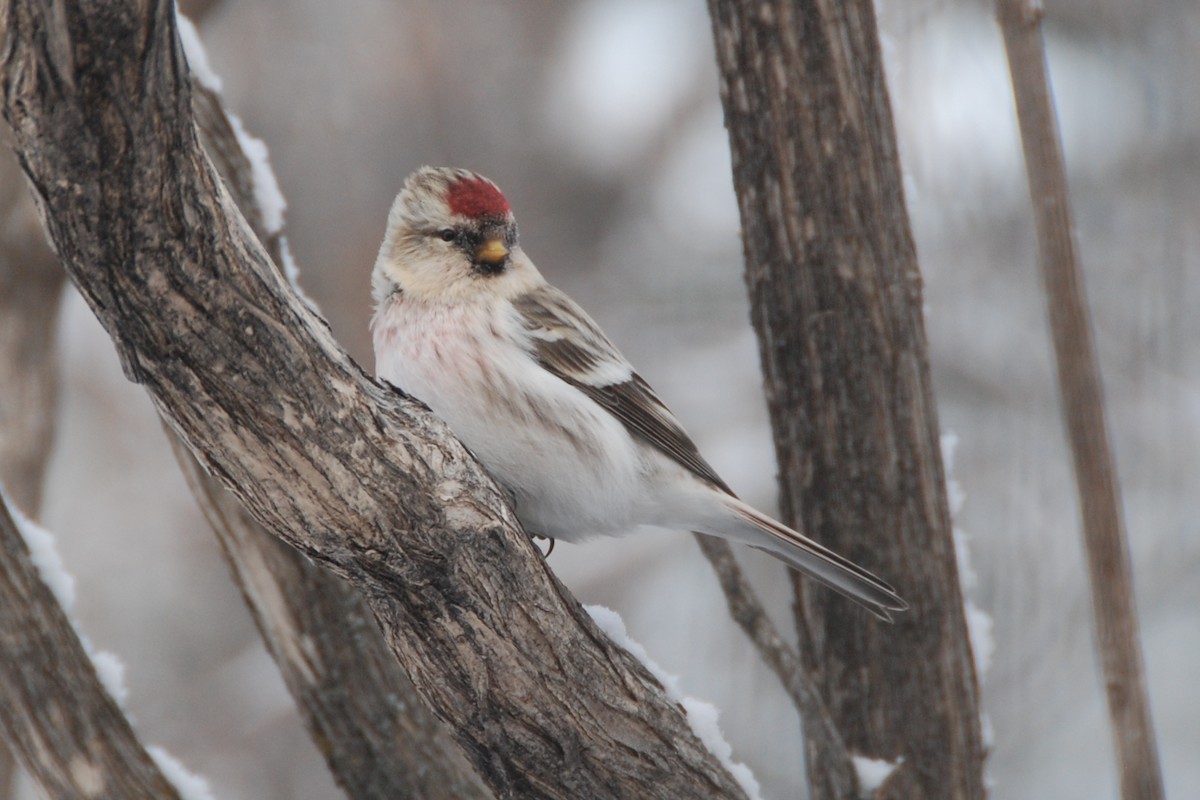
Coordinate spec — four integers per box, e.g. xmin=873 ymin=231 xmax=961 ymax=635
xmin=996 ymin=2 xmax=1164 ymax=798
xmin=706 ymin=1 xmax=987 ymax=797
xmin=0 ymin=2 xmax=749 ymax=797
xmin=187 ymin=79 xmax=492 ymax=799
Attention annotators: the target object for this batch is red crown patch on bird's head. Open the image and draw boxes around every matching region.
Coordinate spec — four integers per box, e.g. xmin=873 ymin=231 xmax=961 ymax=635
xmin=446 ymin=175 xmax=511 ymax=220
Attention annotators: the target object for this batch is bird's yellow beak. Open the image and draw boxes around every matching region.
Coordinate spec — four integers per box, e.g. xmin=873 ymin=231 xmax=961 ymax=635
xmin=475 ymin=238 xmax=509 ymax=266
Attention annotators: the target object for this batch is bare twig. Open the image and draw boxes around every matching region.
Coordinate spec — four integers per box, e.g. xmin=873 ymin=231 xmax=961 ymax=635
xmin=996 ymin=2 xmax=1165 ymax=798
xmin=693 ymin=536 xmax=860 ymax=795
xmin=0 ymin=3 xmax=751 ymax=796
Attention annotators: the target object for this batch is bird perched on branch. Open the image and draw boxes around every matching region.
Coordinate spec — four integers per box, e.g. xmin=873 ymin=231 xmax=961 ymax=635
xmin=370 ymin=166 xmax=906 ymax=620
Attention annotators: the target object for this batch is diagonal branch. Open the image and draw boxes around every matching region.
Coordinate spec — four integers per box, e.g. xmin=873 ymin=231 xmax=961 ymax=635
xmin=692 ymin=536 xmax=859 ymax=794
xmin=996 ymin=2 xmax=1165 ymax=798
xmin=0 ymin=493 xmax=184 ymax=799
xmin=0 ymin=2 xmax=750 ymax=797
xmin=183 ymin=67 xmax=491 ymax=799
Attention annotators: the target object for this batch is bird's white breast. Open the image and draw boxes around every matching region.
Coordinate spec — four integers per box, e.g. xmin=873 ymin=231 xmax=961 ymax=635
xmin=372 ymin=294 xmax=643 ymax=541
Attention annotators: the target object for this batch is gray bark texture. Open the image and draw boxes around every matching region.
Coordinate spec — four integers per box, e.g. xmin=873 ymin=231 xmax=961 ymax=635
xmin=0 ymin=2 xmax=750 ymax=798
xmin=706 ymin=1 xmax=988 ymax=798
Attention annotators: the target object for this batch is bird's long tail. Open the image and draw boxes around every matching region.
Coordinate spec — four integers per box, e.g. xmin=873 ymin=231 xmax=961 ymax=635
xmin=716 ymin=496 xmax=908 ymax=621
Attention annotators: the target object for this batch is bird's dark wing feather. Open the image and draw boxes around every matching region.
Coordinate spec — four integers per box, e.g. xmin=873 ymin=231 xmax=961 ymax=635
xmin=514 ymin=285 xmax=734 ymax=496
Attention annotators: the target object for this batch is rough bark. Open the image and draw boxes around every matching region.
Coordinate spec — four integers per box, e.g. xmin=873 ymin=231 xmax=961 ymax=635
xmin=173 ymin=442 xmax=493 ymax=800
xmin=706 ymin=1 xmax=986 ymax=798
xmin=996 ymin=3 xmax=1165 ymax=798
xmin=187 ymin=79 xmax=492 ymax=799
xmin=0 ymin=3 xmax=750 ymax=798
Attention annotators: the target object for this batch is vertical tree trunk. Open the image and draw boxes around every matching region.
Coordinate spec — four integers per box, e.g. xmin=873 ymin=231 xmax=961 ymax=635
xmin=706 ymin=2 xmax=987 ymax=797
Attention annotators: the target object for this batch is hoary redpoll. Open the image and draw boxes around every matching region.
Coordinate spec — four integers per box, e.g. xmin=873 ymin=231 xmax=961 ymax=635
xmin=371 ymin=166 xmax=907 ymax=620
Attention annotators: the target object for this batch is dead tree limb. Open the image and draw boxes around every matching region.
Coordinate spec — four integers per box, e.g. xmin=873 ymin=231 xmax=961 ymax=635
xmin=996 ymin=3 xmax=1165 ymax=798
xmin=706 ymin=1 xmax=987 ymax=797
xmin=0 ymin=2 xmax=750 ymax=797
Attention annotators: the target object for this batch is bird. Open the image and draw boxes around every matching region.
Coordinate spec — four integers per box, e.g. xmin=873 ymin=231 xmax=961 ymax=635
xmin=370 ymin=166 xmax=907 ymax=620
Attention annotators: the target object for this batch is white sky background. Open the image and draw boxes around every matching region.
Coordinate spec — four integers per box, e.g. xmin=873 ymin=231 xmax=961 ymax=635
xmin=23 ymin=0 xmax=1200 ymax=798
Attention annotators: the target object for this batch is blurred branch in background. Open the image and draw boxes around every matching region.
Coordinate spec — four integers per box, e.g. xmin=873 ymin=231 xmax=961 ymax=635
xmin=0 ymin=123 xmax=66 ymax=800
xmin=187 ymin=70 xmax=492 ymax=798
xmin=707 ymin=0 xmax=987 ymax=797
xmin=996 ymin=1 xmax=1165 ymax=797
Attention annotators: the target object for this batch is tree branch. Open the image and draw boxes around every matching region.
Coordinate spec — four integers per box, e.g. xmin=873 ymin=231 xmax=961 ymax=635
xmin=692 ymin=536 xmax=859 ymax=795
xmin=0 ymin=493 xmax=185 ymax=799
xmin=996 ymin=2 xmax=1165 ymax=798
xmin=184 ymin=73 xmax=492 ymax=798
xmin=0 ymin=2 xmax=750 ymax=797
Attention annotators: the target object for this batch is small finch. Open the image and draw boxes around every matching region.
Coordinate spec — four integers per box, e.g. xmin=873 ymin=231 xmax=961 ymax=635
xmin=371 ymin=166 xmax=907 ymax=620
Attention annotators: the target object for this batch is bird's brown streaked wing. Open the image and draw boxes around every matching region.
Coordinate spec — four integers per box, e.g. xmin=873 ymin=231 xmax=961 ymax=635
xmin=514 ymin=287 xmax=735 ymax=496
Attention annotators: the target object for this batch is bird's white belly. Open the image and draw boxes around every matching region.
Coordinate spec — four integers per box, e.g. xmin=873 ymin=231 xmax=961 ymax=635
xmin=372 ymin=299 xmax=643 ymax=541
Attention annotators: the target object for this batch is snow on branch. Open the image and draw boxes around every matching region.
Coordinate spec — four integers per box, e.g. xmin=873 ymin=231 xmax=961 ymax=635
xmin=0 ymin=486 xmax=200 ymax=799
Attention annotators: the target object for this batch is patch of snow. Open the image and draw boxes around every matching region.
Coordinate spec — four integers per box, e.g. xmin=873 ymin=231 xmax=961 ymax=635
xmin=278 ymin=237 xmax=303 ymax=292
xmin=148 ymin=746 xmax=217 ymax=800
xmin=942 ymin=433 xmax=995 ymax=679
xmin=5 ymin=484 xmax=76 ymax=609
xmin=176 ymin=15 xmax=222 ymax=92
xmin=177 ymin=10 xmax=318 ymax=312
xmin=90 ymin=650 xmax=130 ymax=708
xmin=852 ymin=754 xmax=901 ymax=793
xmin=966 ymin=603 xmax=995 ymax=677
xmin=5 ymin=485 xmax=130 ymax=711
xmin=224 ymin=111 xmax=287 ymax=235
xmin=586 ymin=605 xmax=764 ymax=800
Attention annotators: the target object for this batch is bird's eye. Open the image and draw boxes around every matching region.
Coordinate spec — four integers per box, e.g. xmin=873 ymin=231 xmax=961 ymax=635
xmin=438 ymin=229 xmax=457 ymax=242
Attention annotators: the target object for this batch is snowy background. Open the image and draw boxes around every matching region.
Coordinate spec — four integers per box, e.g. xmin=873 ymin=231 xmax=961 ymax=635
xmin=16 ymin=0 xmax=1199 ymax=797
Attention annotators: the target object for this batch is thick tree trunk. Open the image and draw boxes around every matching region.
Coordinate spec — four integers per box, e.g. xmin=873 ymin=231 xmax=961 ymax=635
xmin=707 ymin=1 xmax=987 ymax=797
xmin=0 ymin=3 xmax=750 ymax=798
